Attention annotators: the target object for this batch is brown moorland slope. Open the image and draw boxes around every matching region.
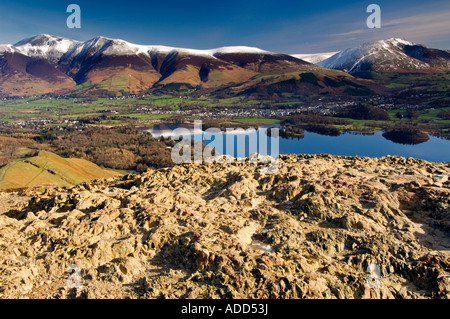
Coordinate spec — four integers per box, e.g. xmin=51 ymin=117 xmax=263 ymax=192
xmin=0 ymin=50 xmax=75 ymax=96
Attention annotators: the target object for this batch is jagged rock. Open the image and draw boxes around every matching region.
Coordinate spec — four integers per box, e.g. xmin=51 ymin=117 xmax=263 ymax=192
xmin=0 ymin=154 xmax=449 ymax=299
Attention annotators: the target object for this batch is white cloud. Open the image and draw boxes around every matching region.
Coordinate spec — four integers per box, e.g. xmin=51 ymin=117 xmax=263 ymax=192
xmin=249 ymin=1 xmax=450 ymax=53
xmin=327 ymin=6 xmax=450 ymax=50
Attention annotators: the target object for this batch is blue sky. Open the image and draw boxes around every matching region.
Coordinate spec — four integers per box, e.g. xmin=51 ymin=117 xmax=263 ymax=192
xmin=0 ymin=0 xmax=449 ymax=53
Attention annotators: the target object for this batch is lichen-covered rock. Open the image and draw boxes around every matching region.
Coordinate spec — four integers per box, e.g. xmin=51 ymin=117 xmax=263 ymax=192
xmin=0 ymin=154 xmax=449 ymax=299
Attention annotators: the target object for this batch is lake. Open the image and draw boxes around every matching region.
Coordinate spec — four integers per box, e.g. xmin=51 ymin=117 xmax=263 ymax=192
xmin=148 ymin=125 xmax=450 ymax=163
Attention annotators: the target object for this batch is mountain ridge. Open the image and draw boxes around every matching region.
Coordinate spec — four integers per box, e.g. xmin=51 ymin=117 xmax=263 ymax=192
xmin=8 ymin=34 xmax=321 ymax=96
xmin=319 ymin=38 xmax=450 ymax=75
xmin=1 ymin=34 xmax=449 ymax=97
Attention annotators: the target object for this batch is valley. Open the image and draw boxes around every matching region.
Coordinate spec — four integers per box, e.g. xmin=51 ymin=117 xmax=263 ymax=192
xmin=1 ymin=35 xmax=449 ymax=152
xmin=1 ymin=92 xmax=449 ymax=192
xmin=1 ymin=92 xmax=449 ymax=139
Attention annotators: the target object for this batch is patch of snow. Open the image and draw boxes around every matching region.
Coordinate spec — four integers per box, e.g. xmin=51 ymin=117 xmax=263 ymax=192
xmin=0 ymin=44 xmax=19 ymax=54
xmin=207 ymin=46 xmax=273 ymax=55
xmin=291 ymin=52 xmax=339 ymax=64
xmin=15 ymin=34 xmax=81 ymax=63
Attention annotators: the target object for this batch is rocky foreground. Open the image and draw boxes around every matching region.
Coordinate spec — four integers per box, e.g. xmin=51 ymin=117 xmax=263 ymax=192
xmin=0 ymin=154 xmax=449 ymax=299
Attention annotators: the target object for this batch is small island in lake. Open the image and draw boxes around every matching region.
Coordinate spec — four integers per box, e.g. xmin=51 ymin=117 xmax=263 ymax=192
xmin=382 ymin=127 xmax=430 ymax=145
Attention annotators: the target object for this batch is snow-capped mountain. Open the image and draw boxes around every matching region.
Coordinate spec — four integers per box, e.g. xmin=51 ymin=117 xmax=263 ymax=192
xmin=3 ymin=34 xmax=448 ymax=97
xmin=15 ymin=34 xmax=81 ymax=64
xmin=15 ymin=34 xmax=282 ymax=66
xmin=12 ymin=34 xmax=315 ymax=91
xmin=291 ymin=52 xmax=339 ymax=64
xmin=318 ymin=38 xmax=450 ymax=74
xmin=0 ymin=44 xmax=21 ymax=54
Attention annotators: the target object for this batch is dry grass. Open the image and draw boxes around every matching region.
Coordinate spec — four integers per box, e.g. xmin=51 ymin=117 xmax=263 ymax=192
xmin=0 ymin=151 xmax=122 ymax=190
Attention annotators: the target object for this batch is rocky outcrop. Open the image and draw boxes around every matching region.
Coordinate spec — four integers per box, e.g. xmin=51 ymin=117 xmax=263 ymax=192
xmin=0 ymin=154 xmax=449 ymax=299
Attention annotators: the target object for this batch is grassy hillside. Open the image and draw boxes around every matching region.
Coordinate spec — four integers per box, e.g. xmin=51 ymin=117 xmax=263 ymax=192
xmin=215 ymin=69 xmax=381 ymax=99
xmin=0 ymin=151 xmax=123 ymax=190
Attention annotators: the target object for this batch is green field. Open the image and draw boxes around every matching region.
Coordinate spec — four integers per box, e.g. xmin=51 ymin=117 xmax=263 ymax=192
xmin=119 ymin=113 xmax=173 ymax=120
xmin=387 ymin=107 xmax=450 ymax=123
xmin=385 ymin=83 xmax=409 ymax=89
xmin=0 ymin=95 xmax=265 ymax=122
xmin=233 ymin=117 xmax=281 ymax=124
xmin=373 ymin=71 xmax=450 ymax=102
xmin=0 ymin=93 xmax=298 ymax=129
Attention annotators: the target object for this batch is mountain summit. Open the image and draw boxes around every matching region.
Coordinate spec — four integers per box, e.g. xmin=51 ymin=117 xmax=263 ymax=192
xmin=319 ymin=38 xmax=450 ymax=75
xmin=14 ymin=34 xmax=81 ymax=64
